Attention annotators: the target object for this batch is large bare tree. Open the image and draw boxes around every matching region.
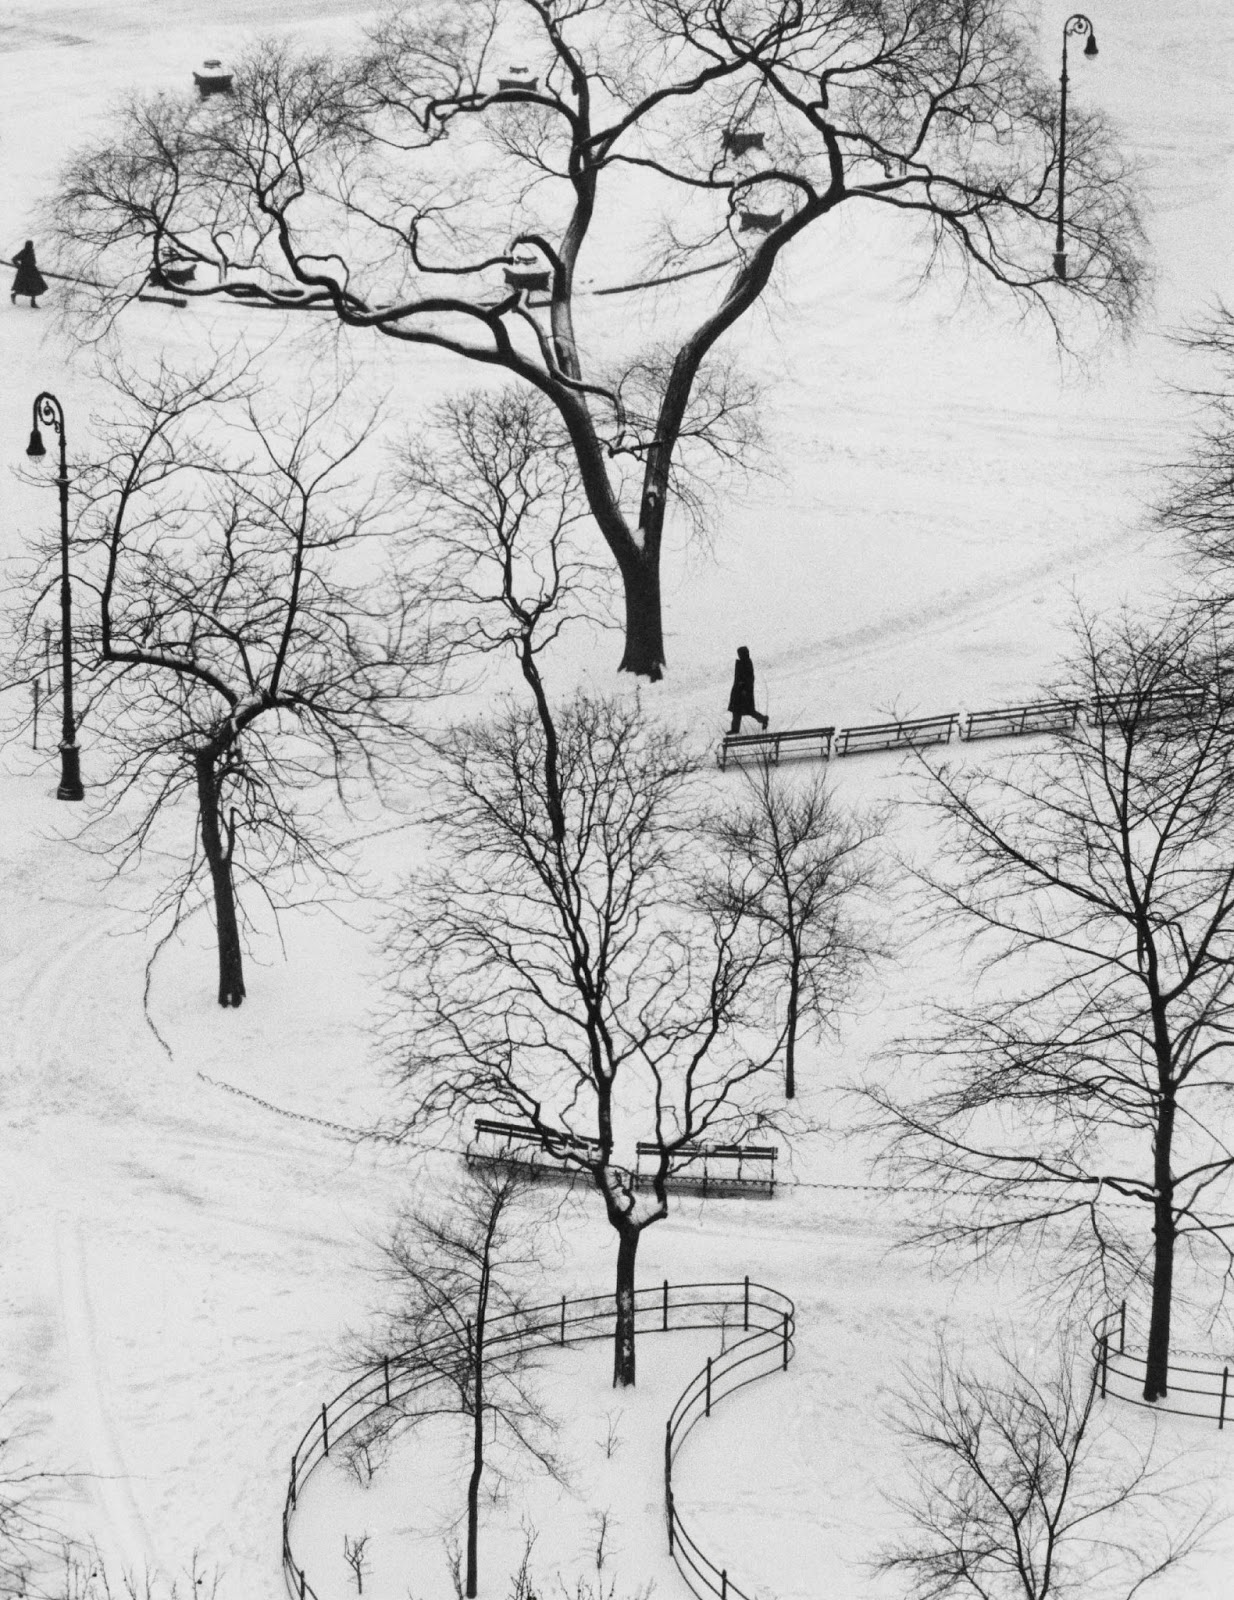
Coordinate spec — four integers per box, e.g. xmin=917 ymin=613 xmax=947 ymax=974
xmin=9 ymin=351 xmax=438 ymax=1006
xmin=383 ymin=692 xmax=785 ymax=1387
xmin=870 ymin=609 xmax=1234 ymax=1402
xmin=50 ymin=0 xmax=1144 ymax=678
xmin=383 ymin=388 xmax=786 ymax=1387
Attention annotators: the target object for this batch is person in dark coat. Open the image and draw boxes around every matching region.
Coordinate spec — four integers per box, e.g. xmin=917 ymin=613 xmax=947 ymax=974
xmin=728 ymin=645 xmax=769 ymax=734
xmin=11 ymin=241 xmax=48 ymax=308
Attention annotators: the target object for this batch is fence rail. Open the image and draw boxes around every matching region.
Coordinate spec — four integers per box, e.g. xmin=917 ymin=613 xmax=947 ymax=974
xmin=1092 ymin=1303 xmax=1233 ymax=1427
xmin=283 ymin=1278 xmax=795 ymax=1600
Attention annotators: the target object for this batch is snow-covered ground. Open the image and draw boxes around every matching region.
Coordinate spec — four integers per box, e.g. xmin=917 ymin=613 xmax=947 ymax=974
xmin=4 ymin=1 xmax=1234 ymax=1596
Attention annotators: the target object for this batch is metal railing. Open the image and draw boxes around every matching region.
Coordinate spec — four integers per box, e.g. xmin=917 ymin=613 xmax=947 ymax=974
xmin=1092 ymin=1302 xmax=1233 ymax=1427
xmin=665 ymin=1281 xmax=796 ymax=1600
xmin=283 ymin=1278 xmax=796 ymax=1600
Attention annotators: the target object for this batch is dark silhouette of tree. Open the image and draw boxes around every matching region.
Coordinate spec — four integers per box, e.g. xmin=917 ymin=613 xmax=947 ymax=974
xmin=8 ymin=351 xmax=438 ymax=1006
xmin=383 ymin=693 xmax=783 ymax=1387
xmin=393 ymin=385 xmax=617 ymax=679
xmin=384 ymin=387 xmax=784 ymax=1386
xmin=869 ymin=609 xmax=1234 ymax=1402
xmin=707 ymin=755 xmax=884 ymax=1097
xmin=349 ymin=1168 xmax=560 ymax=1600
xmin=50 ymin=0 xmax=1144 ymax=679
xmin=1157 ymin=306 xmax=1234 ymax=585
xmin=878 ymin=1331 xmax=1211 ymax=1600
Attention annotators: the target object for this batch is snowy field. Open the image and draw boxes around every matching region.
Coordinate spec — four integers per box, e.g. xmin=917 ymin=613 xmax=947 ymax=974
xmin=3 ymin=1 xmax=1234 ymax=1596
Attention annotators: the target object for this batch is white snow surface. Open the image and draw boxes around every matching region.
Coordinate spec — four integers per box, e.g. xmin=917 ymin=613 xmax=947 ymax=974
xmin=3 ymin=1 xmax=1234 ymax=1596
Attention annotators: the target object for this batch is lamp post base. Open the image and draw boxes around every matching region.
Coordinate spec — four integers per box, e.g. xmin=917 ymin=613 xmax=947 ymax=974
xmin=57 ymin=742 xmax=84 ymax=802
xmin=1052 ymin=249 xmax=1068 ymax=282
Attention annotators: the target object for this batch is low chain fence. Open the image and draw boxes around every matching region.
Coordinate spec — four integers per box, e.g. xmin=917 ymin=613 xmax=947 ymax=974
xmin=283 ymin=1278 xmax=796 ymax=1600
xmin=1092 ymin=1302 xmax=1233 ymax=1428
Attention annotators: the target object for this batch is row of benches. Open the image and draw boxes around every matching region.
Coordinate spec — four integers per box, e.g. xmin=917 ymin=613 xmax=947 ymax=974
xmin=718 ymin=688 xmax=1222 ymax=769
xmin=467 ymin=1117 xmax=778 ymax=1197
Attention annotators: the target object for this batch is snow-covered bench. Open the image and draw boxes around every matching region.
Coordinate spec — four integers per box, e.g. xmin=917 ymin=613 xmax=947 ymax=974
xmin=964 ymin=699 xmax=1082 ymax=741
xmin=833 ymin=712 xmax=958 ymax=756
xmin=718 ymin=725 xmax=835 ymax=769
xmin=634 ymin=1140 xmax=778 ymax=1197
xmin=467 ymin=1117 xmax=601 ymax=1176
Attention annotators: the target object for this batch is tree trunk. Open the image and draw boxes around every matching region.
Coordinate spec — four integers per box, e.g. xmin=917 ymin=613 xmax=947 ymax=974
xmin=785 ymin=953 xmax=800 ymax=1100
xmin=466 ymin=1375 xmax=482 ymax=1596
xmin=194 ymin=750 xmax=246 ymax=1008
xmin=612 ymin=1222 xmax=640 ymax=1388
xmin=616 ymin=554 xmax=665 ymax=683
xmin=1144 ymin=1097 xmax=1177 ymax=1401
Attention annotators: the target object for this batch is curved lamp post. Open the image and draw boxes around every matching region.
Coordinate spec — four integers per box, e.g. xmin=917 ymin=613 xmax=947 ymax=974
xmin=26 ymin=393 xmax=84 ymax=801
xmin=1054 ymin=14 xmax=1099 ymax=283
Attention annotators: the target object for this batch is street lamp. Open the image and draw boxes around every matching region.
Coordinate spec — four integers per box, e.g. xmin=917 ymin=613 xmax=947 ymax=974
xmin=25 ymin=393 xmax=84 ymax=801
xmin=1054 ymin=14 xmax=1099 ymax=283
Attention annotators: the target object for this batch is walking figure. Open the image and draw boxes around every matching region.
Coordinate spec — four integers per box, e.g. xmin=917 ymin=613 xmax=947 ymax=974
xmin=727 ymin=646 xmax=769 ymax=734
xmin=11 ymin=241 xmax=48 ymax=308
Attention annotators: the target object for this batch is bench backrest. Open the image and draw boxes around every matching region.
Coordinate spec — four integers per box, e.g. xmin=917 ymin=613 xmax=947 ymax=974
xmin=635 ymin=1140 xmax=777 ymax=1162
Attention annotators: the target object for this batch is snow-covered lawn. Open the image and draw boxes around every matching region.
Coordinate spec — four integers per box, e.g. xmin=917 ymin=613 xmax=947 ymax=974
xmin=4 ymin=1 xmax=1234 ymax=1596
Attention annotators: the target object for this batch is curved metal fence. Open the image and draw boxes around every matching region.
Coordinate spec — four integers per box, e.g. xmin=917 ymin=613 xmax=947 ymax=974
xmin=283 ymin=1278 xmax=796 ymax=1600
xmin=1092 ymin=1303 xmax=1233 ymax=1427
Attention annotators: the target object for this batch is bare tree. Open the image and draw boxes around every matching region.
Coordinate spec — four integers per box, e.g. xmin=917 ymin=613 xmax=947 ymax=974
xmin=8 ymin=350 xmax=438 ymax=1006
xmin=1156 ymin=305 xmax=1234 ymax=591
xmin=878 ymin=1332 xmax=1211 ymax=1600
xmin=393 ymin=385 xmax=617 ymax=677
xmin=343 ymin=1534 xmax=370 ymax=1596
xmin=383 ymin=691 xmax=785 ymax=1387
xmin=869 ymin=608 xmax=1234 ymax=1401
xmin=352 ymin=1167 xmax=561 ymax=1599
xmin=707 ymin=755 xmax=884 ymax=1097
xmin=49 ymin=0 xmax=1144 ymax=679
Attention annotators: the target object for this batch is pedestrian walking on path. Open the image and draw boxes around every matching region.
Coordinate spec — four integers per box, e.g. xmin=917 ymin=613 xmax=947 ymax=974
xmin=11 ymin=241 xmax=48 ymax=308
xmin=728 ymin=646 xmax=769 ymax=734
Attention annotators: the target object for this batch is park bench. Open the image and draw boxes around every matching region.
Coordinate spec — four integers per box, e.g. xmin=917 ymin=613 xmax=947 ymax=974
xmin=718 ymin=725 xmax=835 ymax=770
xmin=467 ymin=1117 xmax=600 ymax=1178
xmin=1090 ymin=687 xmax=1217 ymax=727
xmin=193 ymin=60 xmax=233 ymax=97
xmin=833 ymin=712 xmax=959 ymax=757
xmin=963 ymin=699 xmax=1082 ymax=741
xmin=721 ymin=128 xmax=765 ymax=157
xmin=738 ymin=209 xmax=783 ymax=233
xmin=634 ymin=1140 xmax=778 ymax=1198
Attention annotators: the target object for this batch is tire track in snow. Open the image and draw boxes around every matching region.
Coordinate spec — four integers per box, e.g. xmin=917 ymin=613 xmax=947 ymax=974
xmin=55 ymin=1213 xmax=159 ymax=1575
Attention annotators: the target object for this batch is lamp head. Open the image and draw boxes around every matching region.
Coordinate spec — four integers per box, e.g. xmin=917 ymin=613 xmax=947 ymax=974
xmin=25 ymin=427 xmax=46 ymax=459
xmin=1084 ymin=32 xmax=1098 ymax=57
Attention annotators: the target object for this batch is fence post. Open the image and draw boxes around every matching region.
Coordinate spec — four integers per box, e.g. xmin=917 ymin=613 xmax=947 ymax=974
xmin=1099 ymin=1335 xmax=1109 ymax=1399
xmin=782 ymin=1311 xmax=790 ymax=1369
xmin=560 ymin=1295 xmax=567 ymax=1345
xmin=1119 ymin=1300 xmax=1126 ymax=1355
xmin=663 ymin=1278 xmax=669 ymax=1331
xmin=705 ymin=1356 xmax=712 ymax=1417
xmin=721 ymin=1570 xmax=728 ymax=1600
xmin=665 ymin=1421 xmax=674 ymax=1553
xmin=290 ymin=1457 xmax=296 ymax=1507
xmin=321 ymin=1403 xmax=329 ymax=1457
xmin=743 ymin=1276 xmax=749 ymax=1332
xmin=1221 ymin=1368 xmax=1229 ymax=1431
xmin=383 ymin=1356 xmax=391 ymax=1405
xmin=299 ymin=1569 xmax=306 ymax=1600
